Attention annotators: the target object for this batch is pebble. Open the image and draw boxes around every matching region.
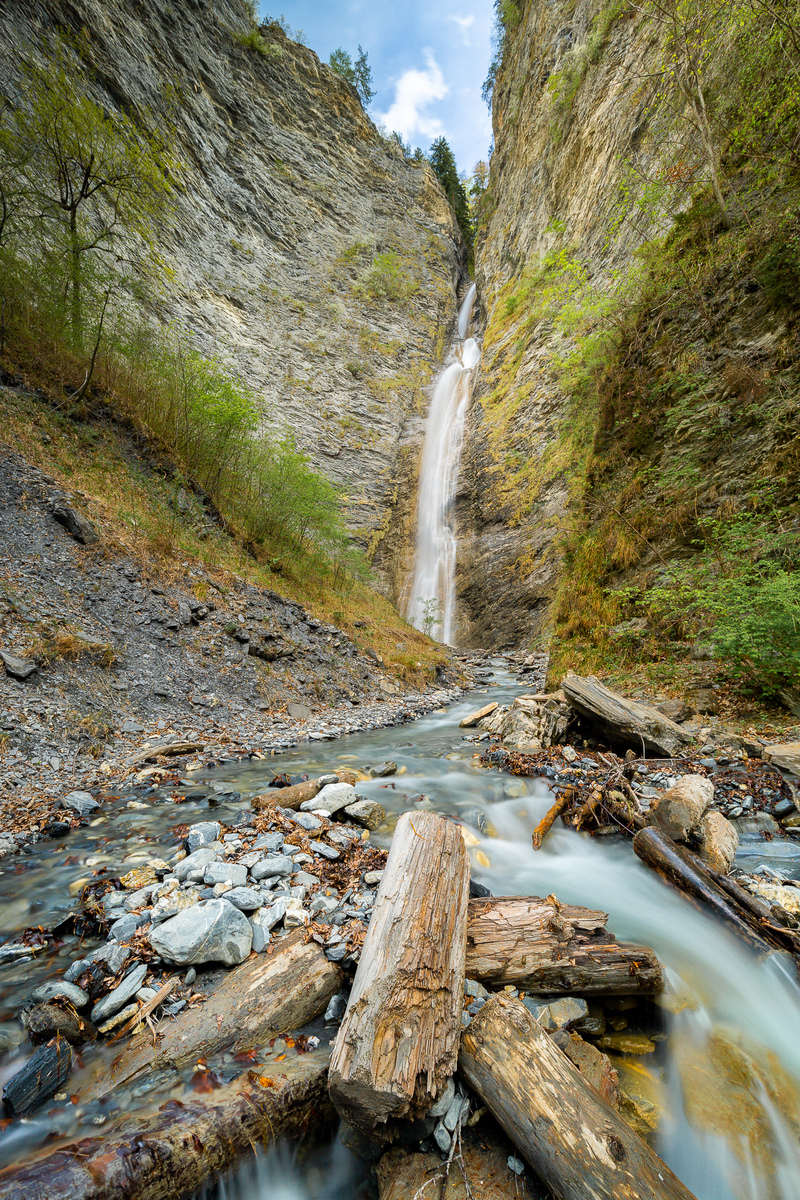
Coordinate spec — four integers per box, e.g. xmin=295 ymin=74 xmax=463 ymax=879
xmin=29 ymin=980 xmax=88 ymax=1009
xmin=324 ymin=993 xmax=348 ymax=1023
xmin=98 ymin=1002 xmax=139 ymax=1035
xmin=508 ymin=1156 xmax=525 ymax=1175
xmin=311 ymin=842 xmax=340 ymax=861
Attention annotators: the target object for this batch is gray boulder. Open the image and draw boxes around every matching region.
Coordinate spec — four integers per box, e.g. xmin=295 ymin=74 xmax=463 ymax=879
xmin=62 ymin=790 xmax=99 ymax=816
xmin=148 ymin=899 xmax=252 ymax=966
xmin=174 ymin=847 xmax=217 ymax=882
xmin=251 ymin=854 xmax=293 ymax=880
xmin=300 ymin=783 xmax=357 ymax=815
xmin=203 ymin=862 xmax=247 ymax=887
xmin=0 ymin=650 xmax=37 ymax=680
xmin=186 ymin=822 xmax=221 ymax=854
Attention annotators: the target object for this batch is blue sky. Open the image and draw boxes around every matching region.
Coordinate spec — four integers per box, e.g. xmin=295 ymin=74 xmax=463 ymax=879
xmin=259 ymin=2 xmax=495 ymax=174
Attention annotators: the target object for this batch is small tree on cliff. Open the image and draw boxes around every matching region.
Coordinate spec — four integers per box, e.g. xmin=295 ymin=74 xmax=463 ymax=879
xmin=636 ymin=0 xmax=733 ymax=227
xmin=354 ymin=46 xmax=376 ymax=106
xmin=330 ymin=45 xmax=375 ymax=107
xmin=329 ymin=47 xmax=356 ymax=84
xmin=5 ymin=39 xmax=176 ymax=345
xmin=429 ymin=136 xmax=473 ymax=255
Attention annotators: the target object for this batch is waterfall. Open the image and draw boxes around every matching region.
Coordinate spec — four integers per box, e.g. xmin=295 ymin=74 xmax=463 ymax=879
xmin=404 ymin=283 xmax=478 ymax=643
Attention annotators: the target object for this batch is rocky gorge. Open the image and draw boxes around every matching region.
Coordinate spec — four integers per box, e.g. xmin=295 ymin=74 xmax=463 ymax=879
xmin=1 ymin=0 xmax=800 ymax=1196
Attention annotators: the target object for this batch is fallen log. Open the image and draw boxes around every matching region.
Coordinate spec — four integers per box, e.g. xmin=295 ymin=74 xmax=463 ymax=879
xmin=701 ymin=862 xmax=800 ymax=954
xmin=329 ymin=811 xmax=470 ymax=1134
xmin=466 ymin=897 xmax=663 ymax=995
xmin=562 ymin=673 xmax=692 ymax=757
xmin=633 ymin=827 xmax=778 ymax=958
xmin=2 ymin=1035 xmax=72 ymax=1116
xmin=0 ymin=1048 xmax=333 ymax=1200
xmin=460 ymin=994 xmax=698 ymax=1200
xmin=252 ymin=774 xmax=335 ymax=811
xmin=459 ymin=701 xmax=498 ymax=729
xmin=124 ymin=741 xmax=205 ymax=770
xmin=532 ymin=791 xmax=572 ymax=849
xmin=79 ymin=929 xmax=341 ymax=1100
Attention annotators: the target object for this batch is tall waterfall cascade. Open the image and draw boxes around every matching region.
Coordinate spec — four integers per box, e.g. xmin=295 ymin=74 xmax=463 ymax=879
xmin=404 ymin=283 xmax=479 ymax=643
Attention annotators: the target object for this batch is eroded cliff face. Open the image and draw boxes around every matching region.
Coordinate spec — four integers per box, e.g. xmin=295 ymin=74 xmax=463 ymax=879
xmin=0 ymin=0 xmax=464 ymax=598
xmin=457 ymin=0 xmax=666 ymax=647
xmin=458 ymin=0 xmax=799 ymax=653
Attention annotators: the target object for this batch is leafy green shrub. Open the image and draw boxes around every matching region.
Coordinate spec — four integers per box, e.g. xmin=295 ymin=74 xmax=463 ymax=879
xmin=644 ymin=512 xmax=800 ymax=695
xmin=356 ymin=252 xmax=418 ymax=302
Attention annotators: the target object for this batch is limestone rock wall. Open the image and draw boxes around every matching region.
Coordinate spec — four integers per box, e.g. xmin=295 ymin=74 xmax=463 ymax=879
xmin=457 ymin=0 xmax=667 ymax=647
xmin=0 ymin=0 xmax=465 ymax=599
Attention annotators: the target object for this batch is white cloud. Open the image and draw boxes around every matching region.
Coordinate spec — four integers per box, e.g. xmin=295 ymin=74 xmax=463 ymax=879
xmin=447 ymin=13 xmax=475 ymax=43
xmin=377 ymin=51 xmax=448 ymax=143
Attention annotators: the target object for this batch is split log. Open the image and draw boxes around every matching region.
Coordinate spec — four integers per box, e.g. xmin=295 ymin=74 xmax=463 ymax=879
xmin=252 ymin=774 xmax=334 ymax=811
xmin=78 ymin=928 xmax=341 ymax=1100
xmin=532 ymin=791 xmax=572 ymax=849
xmin=329 ymin=811 xmax=470 ymax=1134
xmin=460 ymin=994 xmax=698 ymax=1200
xmin=466 ymin=897 xmax=663 ymax=995
xmin=633 ymin=827 xmax=779 ymax=958
xmin=2 ymin=1035 xmax=72 ymax=1116
xmin=0 ymin=1048 xmax=333 ymax=1200
xmin=562 ymin=673 xmax=692 ymax=757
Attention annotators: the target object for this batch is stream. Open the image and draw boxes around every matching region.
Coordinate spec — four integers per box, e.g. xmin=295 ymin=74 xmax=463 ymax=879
xmin=2 ymin=673 xmax=800 ymax=1198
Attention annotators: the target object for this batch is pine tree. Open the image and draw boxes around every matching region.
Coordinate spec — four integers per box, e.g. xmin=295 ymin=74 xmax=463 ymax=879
xmin=329 ymin=47 xmax=355 ymax=85
xmin=354 ymin=45 xmax=376 ymax=106
xmin=428 ymin=137 xmax=473 ymax=256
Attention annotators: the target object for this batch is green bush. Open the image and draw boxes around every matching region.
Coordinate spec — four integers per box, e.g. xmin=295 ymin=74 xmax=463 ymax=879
xmin=645 ymin=512 xmax=800 ymax=695
xmin=356 ymin=252 xmax=418 ymax=302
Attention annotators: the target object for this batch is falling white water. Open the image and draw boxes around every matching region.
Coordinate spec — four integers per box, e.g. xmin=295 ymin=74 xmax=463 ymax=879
xmin=405 ymin=283 xmax=478 ymax=644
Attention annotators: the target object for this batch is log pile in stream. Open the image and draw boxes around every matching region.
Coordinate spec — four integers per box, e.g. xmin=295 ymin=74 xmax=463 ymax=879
xmin=0 ymin=812 xmax=688 ymax=1200
xmin=633 ymin=826 xmax=800 ymax=960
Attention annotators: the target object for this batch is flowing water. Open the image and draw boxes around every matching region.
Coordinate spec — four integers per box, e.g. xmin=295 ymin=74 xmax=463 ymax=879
xmin=203 ymin=665 xmax=800 ymax=1200
xmin=403 ymin=283 xmax=478 ymax=643
xmin=2 ymin=665 xmax=800 ymax=1199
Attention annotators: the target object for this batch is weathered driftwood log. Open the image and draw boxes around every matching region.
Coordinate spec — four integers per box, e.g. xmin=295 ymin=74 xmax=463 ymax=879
xmin=79 ymin=929 xmax=341 ymax=1100
xmin=0 ymin=1049 xmax=333 ymax=1200
xmin=562 ymin=673 xmax=692 ymax=757
xmin=459 ymin=701 xmax=498 ymax=729
xmin=466 ymin=897 xmax=663 ymax=995
xmin=2 ymin=1035 xmax=72 ymax=1116
xmin=329 ymin=812 xmax=470 ymax=1134
xmin=460 ymin=994 xmax=698 ymax=1200
xmin=124 ymin=741 xmax=204 ymax=769
xmin=701 ymin=861 xmax=800 ymax=954
xmin=633 ymin=827 xmax=779 ymax=958
xmin=252 ymin=774 xmax=334 ymax=811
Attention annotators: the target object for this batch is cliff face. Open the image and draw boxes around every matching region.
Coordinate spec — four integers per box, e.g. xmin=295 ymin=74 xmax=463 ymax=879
xmin=458 ymin=0 xmax=799 ymax=656
xmin=457 ymin=0 xmax=666 ymax=647
xmin=0 ymin=0 xmax=464 ymax=598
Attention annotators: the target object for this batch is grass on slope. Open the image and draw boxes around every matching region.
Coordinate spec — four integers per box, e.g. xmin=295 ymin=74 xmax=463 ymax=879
xmin=1 ymin=387 xmax=449 ymax=689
